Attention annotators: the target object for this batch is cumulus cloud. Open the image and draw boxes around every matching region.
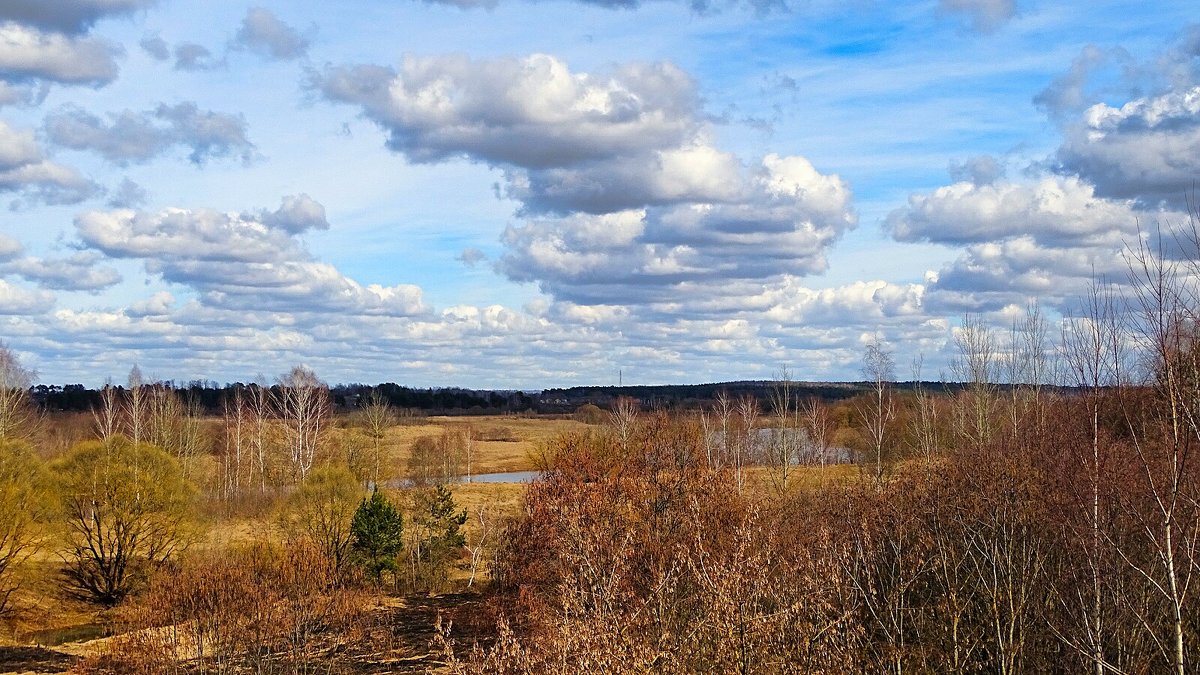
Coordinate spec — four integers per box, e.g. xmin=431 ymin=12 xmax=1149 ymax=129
xmin=937 ymin=0 xmax=1016 ymax=33
xmin=0 ymin=234 xmax=21 ymax=260
xmin=319 ymin=52 xmax=856 ymax=316
xmin=1033 ymin=45 xmax=1120 ymax=118
xmin=921 ymin=237 xmax=1136 ymax=313
xmin=458 ymin=247 xmax=487 ymax=267
xmin=0 ymin=81 xmax=48 ymax=108
xmin=233 ymin=8 xmax=310 ymax=61
xmin=1055 ymin=86 xmax=1200 ymax=209
xmin=0 ymin=0 xmax=157 ymax=35
xmin=885 ymin=172 xmax=1179 ymax=311
xmin=756 ymin=279 xmax=929 ymax=331
xmin=126 ymin=290 xmax=174 ymax=317
xmin=44 ymin=101 xmax=254 ymax=165
xmin=500 ymin=154 xmax=856 ymax=305
xmin=0 ymin=250 xmax=121 ymax=291
xmin=107 ymin=177 xmax=147 ymax=207
xmin=313 ymin=54 xmax=700 ymax=168
xmin=947 ymin=155 xmax=1004 ymax=186
xmin=258 ymin=193 xmax=328 ymax=233
xmin=173 ymin=42 xmax=220 ymax=71
xmin=139 ymin=34 xmax=169 ymax=60
xmin=501 ymin=143 xmax=745 ymax=214
xmin=886 ymin=176 xmax=1143 ymax=248
xmin=75 ymin=200 xmax=426 ymax=317
xmin=0 ymin=21 xmax=120 ymax=85
xmin=0 ymin=279 xmax=54 ymax=314
xmin=0 ymin=119 xmax=98 ymax=206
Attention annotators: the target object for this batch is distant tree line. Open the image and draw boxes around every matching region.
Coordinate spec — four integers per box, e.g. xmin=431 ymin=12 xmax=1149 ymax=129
xmin=28 ymin=381 xmax=537 ymax=415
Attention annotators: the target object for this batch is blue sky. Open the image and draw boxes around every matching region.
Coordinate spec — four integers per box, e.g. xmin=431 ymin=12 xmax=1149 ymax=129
xmin=0 ymin=0 xmax=1197 ymax=388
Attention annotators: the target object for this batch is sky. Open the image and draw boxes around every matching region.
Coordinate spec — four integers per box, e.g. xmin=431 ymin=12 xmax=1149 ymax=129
xmin=0 ymin=0 xmax=1197 ymax=389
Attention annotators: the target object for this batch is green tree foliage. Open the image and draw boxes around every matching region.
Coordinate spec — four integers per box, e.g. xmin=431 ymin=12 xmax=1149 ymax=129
xmin=280 ymin=465 xmax=361 ymax=572
xmin=0 ymin=439 xmax=45 ymax=614
xmin=350 ymin=489 xmax=404 ymax=580
xmin=410 ymin=484 xmax=467 ymax=591
xmin=55 ymin=437 xmax=195 ymax=607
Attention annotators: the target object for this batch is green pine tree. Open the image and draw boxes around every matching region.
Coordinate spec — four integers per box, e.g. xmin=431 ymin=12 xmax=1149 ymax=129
xmin=413 ymin=484 xmax=468 ymax=591
xmin=350 ymin=489 xmax=404 ymax=580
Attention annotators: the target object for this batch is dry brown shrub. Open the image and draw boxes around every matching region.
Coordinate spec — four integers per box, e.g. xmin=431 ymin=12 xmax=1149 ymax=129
xmin=474 ymin=426 xmax=518 ymax=442
xmin=73 ymin=540 xmax=374 ymax=674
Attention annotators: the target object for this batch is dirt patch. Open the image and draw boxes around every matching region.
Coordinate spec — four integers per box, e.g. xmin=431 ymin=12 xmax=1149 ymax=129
xmin=344 ymin=592 xmax=497 ymax=673
xmin=0 ymin=645 xmax=77 ymax=674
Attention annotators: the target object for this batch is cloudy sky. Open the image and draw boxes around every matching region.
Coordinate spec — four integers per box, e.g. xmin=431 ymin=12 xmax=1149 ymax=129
xmin=0 ymin=0 xmax=1196 ymax=388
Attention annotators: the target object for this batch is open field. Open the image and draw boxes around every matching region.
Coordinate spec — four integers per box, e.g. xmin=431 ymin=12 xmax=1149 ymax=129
xmin=0 ymin=413 xmax=582 ymax=674
xmin=376 ymin=416 xmax=592 ymax=475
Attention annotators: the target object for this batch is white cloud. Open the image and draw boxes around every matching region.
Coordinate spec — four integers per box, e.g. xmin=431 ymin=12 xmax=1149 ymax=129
xmin=173 ymin=42 xmax=220 ymax=71
xmin=499 ymin=154 xmax=855 ymax=306
xmin=233 ymin=8 xmax=310 ymax=61
xmin=126 ymin=290 xmax=173 ymax=317
xmin=0 ymin=21 xmax=120 ymax=85
xmin=0 ymin=0 xmax=157 ymax=35
xmin=0 ymin=250 xmax=121 ymax=291
xmin=1056 ymin=85 xmax=1200 ymax=208
xmin=138 ymin=34 xmax=168 ymax=60
xmin=0 ymin=279 xmax=53 ymax=314
xmin=886 ymin=176 xmax=1144 ymax=248
xmin=75 ymin=202 xmax=426 ymax=317
xmin=259 ymin=193 xmax=328 ymax=233
xmin=44 ymin=101 xmax=254 ymax=165
xmin=314 ymin=54 xmax=700 ymax=168
xmin=0 ymin=119 xmax=98 ymax=206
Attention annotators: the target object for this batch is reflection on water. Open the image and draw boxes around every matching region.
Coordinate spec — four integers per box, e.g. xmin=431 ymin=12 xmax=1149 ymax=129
xmin=463 ymin=470 xmax=539 ymax=483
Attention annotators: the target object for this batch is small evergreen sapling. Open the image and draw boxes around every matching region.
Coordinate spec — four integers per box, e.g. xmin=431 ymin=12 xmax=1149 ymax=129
xmin=350 ymin=489 xmax=404 ymax=580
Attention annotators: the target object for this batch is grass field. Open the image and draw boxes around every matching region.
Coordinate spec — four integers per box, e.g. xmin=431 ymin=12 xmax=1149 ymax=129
xmin=0 ymin=413 xmax=865 ymax=673
xmin=376 ymin=415 xmax=591 ymax=475
xmin=0 ymin=414 xmax=575 ymax=670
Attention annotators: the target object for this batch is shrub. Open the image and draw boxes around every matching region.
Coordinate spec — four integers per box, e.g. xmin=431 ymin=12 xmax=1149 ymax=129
xmin=55 ymin=437 xmax=196 ymax=607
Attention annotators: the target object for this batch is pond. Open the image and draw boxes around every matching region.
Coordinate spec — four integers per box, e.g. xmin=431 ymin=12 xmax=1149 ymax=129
xmin=380 ymin=470 xmax=540 ymax=489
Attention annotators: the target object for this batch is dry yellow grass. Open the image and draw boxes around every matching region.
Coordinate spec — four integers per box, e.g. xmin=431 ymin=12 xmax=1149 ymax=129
xmin=370 ymin=415 xmax=591 ymax=477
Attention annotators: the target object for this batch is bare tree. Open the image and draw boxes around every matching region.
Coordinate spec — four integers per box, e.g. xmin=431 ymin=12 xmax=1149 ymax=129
xmin=733 ymin=394 xmax=759 ymax=493
xmin=1018 ymin=301 xmax=1052 ymax=432
xmin=801 ymin=397 xmax=834 ymax=466
xmin=125 ymin=365 xmax=148 ymax=448
xmin=274 ymin=367 xmax=330 ymax=483
xmin=700 ymin=390 xmax=735 ymax=471
xmin=247 ymin=383 xmax=274 ymax=493
xmin=858 ymin=335 xmax=896 ymax=484
xmin=93 ymin=383 xmax=121 ymax=445
xmin=466 ymin=501 xmax=499 ymax=587
xmin=1121 ymin=225 xmax=1200 ymax=675
xmin=360 ymin=389 xmax=394 ymax=487
xmin=767 ymin=367 xmax=801 ymax=491
xmin=221 ymin=386 xmax=247 ymax=499
xmin=57 ymin=438 xmax=195 ymax=606
xmin=462 ymin=424 xmax=475 ymax=483
xmin=146 ymin=384 xmax=205 ymax=479
xmin=0 ymin=343 xmax=34 ymax=441
xmin=953 ymin=315 xmax=999 ymax=448
xmin=609 ymin=396 xmax=640 ymax=449
xmin=1060 ymin=278 xmax=1128 ymax=675
xmin=909 ymin=355 xmax=941 ymax=460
